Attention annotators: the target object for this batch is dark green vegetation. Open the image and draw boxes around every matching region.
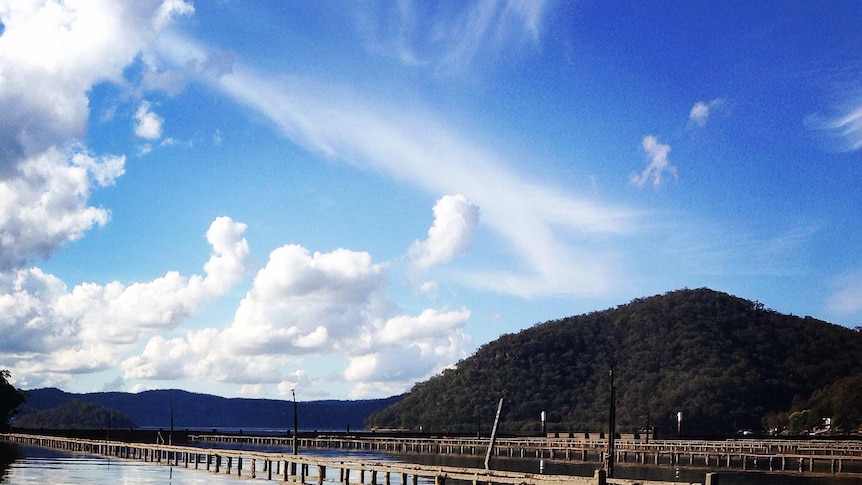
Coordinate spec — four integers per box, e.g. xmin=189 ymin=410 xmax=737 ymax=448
xmin=770 ymin=374 xmax=862 ymax=435
xmin=15 ymin=400 xmax=136 ymax=429
xmin=15 ymin=388 xmax=401 ymax=431
xmin=0 ymin=370 xmax=25 ymax=431
xmin=366 ymin=288 xmax=862 ymax=437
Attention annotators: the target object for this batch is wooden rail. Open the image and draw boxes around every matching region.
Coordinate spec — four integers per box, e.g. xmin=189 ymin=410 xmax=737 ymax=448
xmin=190 ymin=434 xmax=862 ymax=475
xmin=1 ymin=433 xmax=700 ymax=485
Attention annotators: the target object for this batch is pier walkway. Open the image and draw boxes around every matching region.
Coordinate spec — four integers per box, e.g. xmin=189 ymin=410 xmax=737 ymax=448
xmin=190 ymin=434 xmax=862 ymax=475
xmin=1 ymin=433 xmax=700 ymax=485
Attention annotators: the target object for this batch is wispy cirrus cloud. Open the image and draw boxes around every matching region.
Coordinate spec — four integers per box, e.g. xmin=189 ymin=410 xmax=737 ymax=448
xmin=809 ymin=104 xmax=862 ymax=152
xmin=827 ymin=270 xmax=862 ymax=317
xmin=209 ymin=64 xmax=636 ymax=297
xmin=356 ymin=0 xmax=551 ymax=74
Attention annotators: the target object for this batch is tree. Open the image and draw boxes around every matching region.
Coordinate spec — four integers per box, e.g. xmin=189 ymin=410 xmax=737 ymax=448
xmin=1 ymin=370 xmax=26 ymax=431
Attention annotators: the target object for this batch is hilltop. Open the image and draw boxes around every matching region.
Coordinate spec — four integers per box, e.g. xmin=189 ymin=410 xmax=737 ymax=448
xmin=366 ymin=288 xmax=862 ymax=437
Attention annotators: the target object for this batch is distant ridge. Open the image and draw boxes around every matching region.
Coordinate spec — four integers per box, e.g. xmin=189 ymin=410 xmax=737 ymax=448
xmin=16 ymin=388 xmax=401 ymax=431
xmin=367 ymin=288 xmax=862 ymax=436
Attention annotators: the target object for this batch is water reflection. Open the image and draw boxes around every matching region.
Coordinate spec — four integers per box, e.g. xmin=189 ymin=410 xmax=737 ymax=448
xmin=0 ymin=445 xmax=250 ymax=484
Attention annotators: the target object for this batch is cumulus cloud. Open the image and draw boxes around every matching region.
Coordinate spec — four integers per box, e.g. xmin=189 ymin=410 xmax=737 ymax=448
xmin=0 ymin=148 xmax=124 ymax=269
xmin=409 ymin=194 xmax=479 ymax=272
xmin=688 ymin=98 xmax=726 ymax=128
xmin=0 ymin=1 xmax=194 ymax=269
xmin=630 ymin=135 xmax=676 ymax=188
xmin=122 ymin=239 xmax=472 ymax=397
xmin=153 ymin=0 xmax=195 ymax=31
xmin=0 ymin=1 xmax=192 ymax=161
xmin=1 ymin=217 xmax=249 ymax=379
xmin=134 ymin=101 xmax=164 ymax=140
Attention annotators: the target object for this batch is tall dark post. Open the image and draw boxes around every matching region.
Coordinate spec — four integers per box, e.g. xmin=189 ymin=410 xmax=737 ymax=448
xmin=607 ymin=369 xmax=616 ymax=478
xmin=169 ymin=400 xmax=174 ymax=446
xmin=292 ymin=389 xmax=299 ymax=455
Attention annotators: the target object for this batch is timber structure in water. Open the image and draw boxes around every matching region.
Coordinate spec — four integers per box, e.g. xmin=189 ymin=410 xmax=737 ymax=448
xmin=2 ymin=433 xmax=701 ymax=485
xmin=190 ymin=434 xmax=862 ymax=475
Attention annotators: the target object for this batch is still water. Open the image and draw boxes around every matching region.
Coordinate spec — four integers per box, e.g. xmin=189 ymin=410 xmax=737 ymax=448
xmin=2 ymin=442 xmax=861 ymax=485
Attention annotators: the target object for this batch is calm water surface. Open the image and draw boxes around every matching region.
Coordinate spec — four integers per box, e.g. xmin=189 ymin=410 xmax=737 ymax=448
xmin=2 ymin=443 xmax=861 ymax=484
xmin=1 ymin=446 xmax=250 ymax=484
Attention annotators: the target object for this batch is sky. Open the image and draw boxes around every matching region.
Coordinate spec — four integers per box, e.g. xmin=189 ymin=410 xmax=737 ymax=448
xmin=1 ymin=1 xmax=861 ymax=401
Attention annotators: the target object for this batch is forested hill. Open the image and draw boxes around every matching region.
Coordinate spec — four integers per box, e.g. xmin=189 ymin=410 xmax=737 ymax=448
xmin=366 ymin=288 xmax=862 ymax=437
xmin=16 ymin=388 xmax=401 ymax=431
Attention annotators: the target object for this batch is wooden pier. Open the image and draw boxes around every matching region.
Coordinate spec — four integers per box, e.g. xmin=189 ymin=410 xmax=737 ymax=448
xmin=1 ymin=433 xmax=701 ymax=485
xmin=190 ymin=434 xmax=862 ymax=475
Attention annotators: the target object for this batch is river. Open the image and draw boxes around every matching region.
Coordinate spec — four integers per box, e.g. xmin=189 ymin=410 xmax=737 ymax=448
xmin=1 ymin=441 xmax=860 ymax=484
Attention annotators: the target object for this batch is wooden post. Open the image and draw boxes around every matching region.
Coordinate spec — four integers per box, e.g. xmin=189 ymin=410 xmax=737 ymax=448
xmin=705 ymin=472 xmax=719 ymax=485
xmin=484 ymin=397 xmax=504 ymax=470
xmin=293 ymin=389 xmax=299 ymax=455
xmin=594 ymin=468 xmax=606 ymax=485
xmin=607 ymin=368 xmax=616 ymax=478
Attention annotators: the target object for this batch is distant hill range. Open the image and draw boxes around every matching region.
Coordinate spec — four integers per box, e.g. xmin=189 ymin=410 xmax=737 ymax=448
xmin=367 ymin=288 xmax=862 ymax=437
xmin=15 ymin=388 xmax=401 ymax=431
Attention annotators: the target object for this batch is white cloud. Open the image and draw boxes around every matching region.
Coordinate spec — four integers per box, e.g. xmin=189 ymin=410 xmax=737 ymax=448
xmin=238 ymin=383 xmax=263 ymax=396
xmin=0 ymin=148 xmax=124 ymax=270
xmin=1 ymin=217 xmax=249 ymax=380
xmin=0 ymin=1 xmax=189 ymax=160
xmin=277 ymin=371 xmax=309 ymax=396
xmin=220 ymin=245 xmax=389 ymax=355
xmin=153 ymin=0 xmax=195 ymax=32
xmin=357 ymin=0 xmax=551 ymax=74
xmin=0 ymin=1 xmax=196 ymax=269
xmin=810 ymin=105 xmax=862 ymax=152
xmin=827 ymin=270 xmax=862 ymax=315
xmin=688 ymin=98 xmax=726 ymax=128
xmin=134 ymin=101 xmax=164 ymax=140
xmin=409 ymin=194 xmax=479 ymax=272
xmin=188 ymin=60 xmax=637 ymax=298
xmin=630 ymin=135 xmax=676 ymax=188
xmin=121 ymin=235 xmax=473 ymax=397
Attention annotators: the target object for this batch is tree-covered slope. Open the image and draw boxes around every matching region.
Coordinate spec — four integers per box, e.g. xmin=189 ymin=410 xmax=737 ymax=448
xmin=15 ymin=400 xmax=136 ymax=429
xmin=366 ymin=288 xmax=862 ymax=436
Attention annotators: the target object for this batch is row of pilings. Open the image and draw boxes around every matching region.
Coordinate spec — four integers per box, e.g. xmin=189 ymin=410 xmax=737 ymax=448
xmin=191 ymin=434 xmax=862 ymax=475
xmin=1 ymin=433 xmax=706 ymax=485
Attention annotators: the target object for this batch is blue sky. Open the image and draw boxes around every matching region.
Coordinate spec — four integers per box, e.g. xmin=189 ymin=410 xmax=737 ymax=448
xmin=1 ymin=0 xmax=860 ymax=400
